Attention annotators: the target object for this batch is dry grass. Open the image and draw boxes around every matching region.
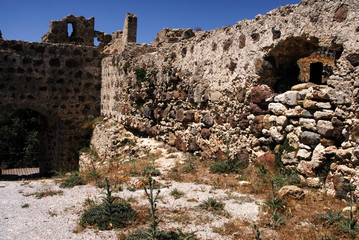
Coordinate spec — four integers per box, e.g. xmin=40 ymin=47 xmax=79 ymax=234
xmin=78 ymin=146 xmax=359 ymax=240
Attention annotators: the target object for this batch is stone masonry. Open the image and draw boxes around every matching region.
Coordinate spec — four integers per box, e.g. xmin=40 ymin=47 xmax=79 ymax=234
xmin=99 ymin=0 xmax=359 ymax=197
xmin=0 ymin=40 xmax=102 ymax=174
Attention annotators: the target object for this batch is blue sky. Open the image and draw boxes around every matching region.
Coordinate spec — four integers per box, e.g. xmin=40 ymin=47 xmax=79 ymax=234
xmin=0 ymin=0 xmax=300 ymax=44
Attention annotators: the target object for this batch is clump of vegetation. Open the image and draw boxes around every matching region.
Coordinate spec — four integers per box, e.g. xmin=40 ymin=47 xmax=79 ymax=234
xmin=80 ymin=178 xmax=136 ymax=230
xmin=134 ymin=68 xmax=148 ymax=83
xmin=24 ymin=190 xmax=63 ymax=199
xmin=251 ymin=224 xmax=266 ymax=240
xmin=127 ymin=177 xmax=198 ymax=240
xmin=210 ymin=134 xmax=246 ymax=174
xmin=21 ymin=203 xmax=29 ymax=208
xmin=210 ymin=156 xmax=246 ymax=174
xmin=170 ymin=188 xmax=185 ymax=199
xmin=264 ymin=182 xmax=286 ymax=228
xmin=200 ymin=197 xmax=225 ymax=211
xmin=60 ymin=172 xmax=85 ymax=188
xmin=318 ymin=209 xmax=343 ymax=226
xmin=142 ymin=165 xmax=161 ymax=177
xmin=123 ymin=61 xmax=131 ymax=73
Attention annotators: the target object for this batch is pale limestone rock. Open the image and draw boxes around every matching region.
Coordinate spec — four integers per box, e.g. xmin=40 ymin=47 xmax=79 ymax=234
xmin=297 ymin=149 xmax=312 ymax=160
xmin=302 ymin=99 xmax=318 ymax=109
xmin=317 ymin=120 xmax=334 ymax=137
xmin=278 ymin=185 xmax=305 ymax=200
xmin=287 ymin=131 xmax=301 ymax=149
xmin=316 ymin=102 xmax=331 ymax=109
xmin=306 ymin=177 xmax=322 ymax=188
xmin=314 ymin=110 xmax=335 ymax=120
xmin=281 ymin=150 xmax=298 ymax=165
xmin=297 ymin=160 xmax=315 ymax=177
xmin=299 ymin=118 xmax=317 ymax=131
xmin=299 ymin=143 xmax=311 ymax=150
xmin=276 ymin=116 xmax=288 ymax=127
xmin=306 ymin=86 xmax=332 ymax=100
xmin=268 ymin=102 xmax=287 ymax=115
xmin=285 ymin=106 xmax=312 ymax=118
xmin=269 ymin=126 xmax=284 ymax=142
xmin=311 ymin=144 xmax=326 ymax=169
xmin=291 ymin=83 xmax=316 ymax=91
xmin=324 ymin=146 xmax=337 ymax=155
xmin=274 ymin=91 xmax=300 ymax=106
xmin=336 ymin=148 xmax=353 ymax=160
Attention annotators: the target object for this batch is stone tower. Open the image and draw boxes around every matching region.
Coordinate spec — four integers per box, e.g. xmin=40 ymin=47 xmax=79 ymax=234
xmin=123 ymin=13 xmax=137 ymax=44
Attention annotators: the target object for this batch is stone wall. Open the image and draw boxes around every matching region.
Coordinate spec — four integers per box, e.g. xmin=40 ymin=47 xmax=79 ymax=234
xmin=102 ymin=13 xmax=138 ymax=54
xmin=42 ymin=15 xmax=95 ymax=46
xmin=0 ymin=39 xmax=102 ymax=174
xmin=100 ymin=0 xmax=359 ymax=195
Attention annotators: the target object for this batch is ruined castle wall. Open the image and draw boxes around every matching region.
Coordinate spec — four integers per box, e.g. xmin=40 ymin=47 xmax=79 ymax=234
xmin=0 ymin=39 xmax=102 ymax=173
xmin=100 ymin=0 xmax=359 ymax=193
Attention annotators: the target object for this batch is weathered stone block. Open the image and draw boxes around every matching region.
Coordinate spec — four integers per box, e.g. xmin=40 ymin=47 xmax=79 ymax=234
xmin=274 ymin=91 xmax=299 ymax=106
xmin=301 ymin=131 xmax=321 ymax=146
xmin=317 ymin=120 xmax=334 ymax=137
xmin=268 ymin=102 xmax=287 ymax=115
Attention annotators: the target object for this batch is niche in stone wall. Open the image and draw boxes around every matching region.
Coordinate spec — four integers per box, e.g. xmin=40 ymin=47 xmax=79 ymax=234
xmin=258 ymin=36 xmax=343 ymax=93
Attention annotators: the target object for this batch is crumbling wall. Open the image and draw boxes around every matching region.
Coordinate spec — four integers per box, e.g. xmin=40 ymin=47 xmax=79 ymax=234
xmin=42 ymin=15 xmax=95 ymax=46
xmin=102 ymin=13 xmax=138 ymax=54
xmin=0 ymin=39 xmax=102 ymax=174
xmin=100 ymin=0 xmax=359 ymax=195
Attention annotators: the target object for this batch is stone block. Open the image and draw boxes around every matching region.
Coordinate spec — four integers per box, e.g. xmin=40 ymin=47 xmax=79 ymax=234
xmin=301 ymin=131 xmax=321 ymax=146
xmin=274 ymin=91 xmax=300 ymax=106
xmin=317 ymin=120 xmax=334 ymax=137
xmin=268 ymin=102 xmax=287 ymax=115
xmin=278 ymin=185 xmax=305 ymax=200
xmin=297 ymin=149 xmax=311 ymax=160
xmin=299 ymin=118 xmax=317 ymax=131
xmin=314 ymin=110 xmax=335 ymax=120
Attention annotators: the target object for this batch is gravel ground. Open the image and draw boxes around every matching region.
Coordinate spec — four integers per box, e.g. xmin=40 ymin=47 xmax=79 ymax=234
xmin=0 ymin=180 xmax=118 ymax=240
xmin=0 ymin=177 xmax=261 ymax=240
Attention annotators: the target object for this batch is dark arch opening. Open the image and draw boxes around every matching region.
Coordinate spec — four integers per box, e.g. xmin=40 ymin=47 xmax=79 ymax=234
xmin=310 ymin=62 xmax=323 ymax=84
xmin=258 ymin=36 xmax=320 ymax=93
xmin=0 ymin=109 xmax=46 ymax=178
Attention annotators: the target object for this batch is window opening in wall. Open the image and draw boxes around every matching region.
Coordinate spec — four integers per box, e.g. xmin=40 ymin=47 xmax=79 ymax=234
xmin=310 ymin=62 xmax=323 ymax=84
xmin=67 ymin=23 xmax=74 ymax=38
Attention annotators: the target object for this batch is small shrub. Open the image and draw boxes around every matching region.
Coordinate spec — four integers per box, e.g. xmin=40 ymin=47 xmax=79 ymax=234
xmin=200 ymin=197 xmax=225 ymax=211
xmin=318 ymin=209 xmax=343 ymax=226
xmin=60 ymin=172 xmax=85 ymax=188
xmin=80 ymin=179 xmax=136 ymax=230
xmin=134 ymin=68 xmax=148 ymax=83
xmin=123 ymin=61 xmax=130 ymax=73
xmin=210 ymin=157 xmax=245 ymax=174
xmin=170 ymin=188 xmax=184 ymax=198
xmin=21 ymin=203 xmax=29 ymax=208
xmin=24 ymin=190 xmax=63 ymax=199
xmin=339 ymin=188 xmax=359 ymax=240
xmin=252 ymin=224 xmax=266 ymax=240
xmin=86 ymin=164 xmax=101 ymax=181
xmin=272 ymin=168 xmax=300 ymax=188
xmin=142 ymin=165 xmax=161 ymax=177
xmin=264 ymin=182 xmax=286 ymax=228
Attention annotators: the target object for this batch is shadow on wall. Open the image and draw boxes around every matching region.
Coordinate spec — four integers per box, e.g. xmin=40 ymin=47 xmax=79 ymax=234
xmin=257 ymin=36 xmax=343 ymax=93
